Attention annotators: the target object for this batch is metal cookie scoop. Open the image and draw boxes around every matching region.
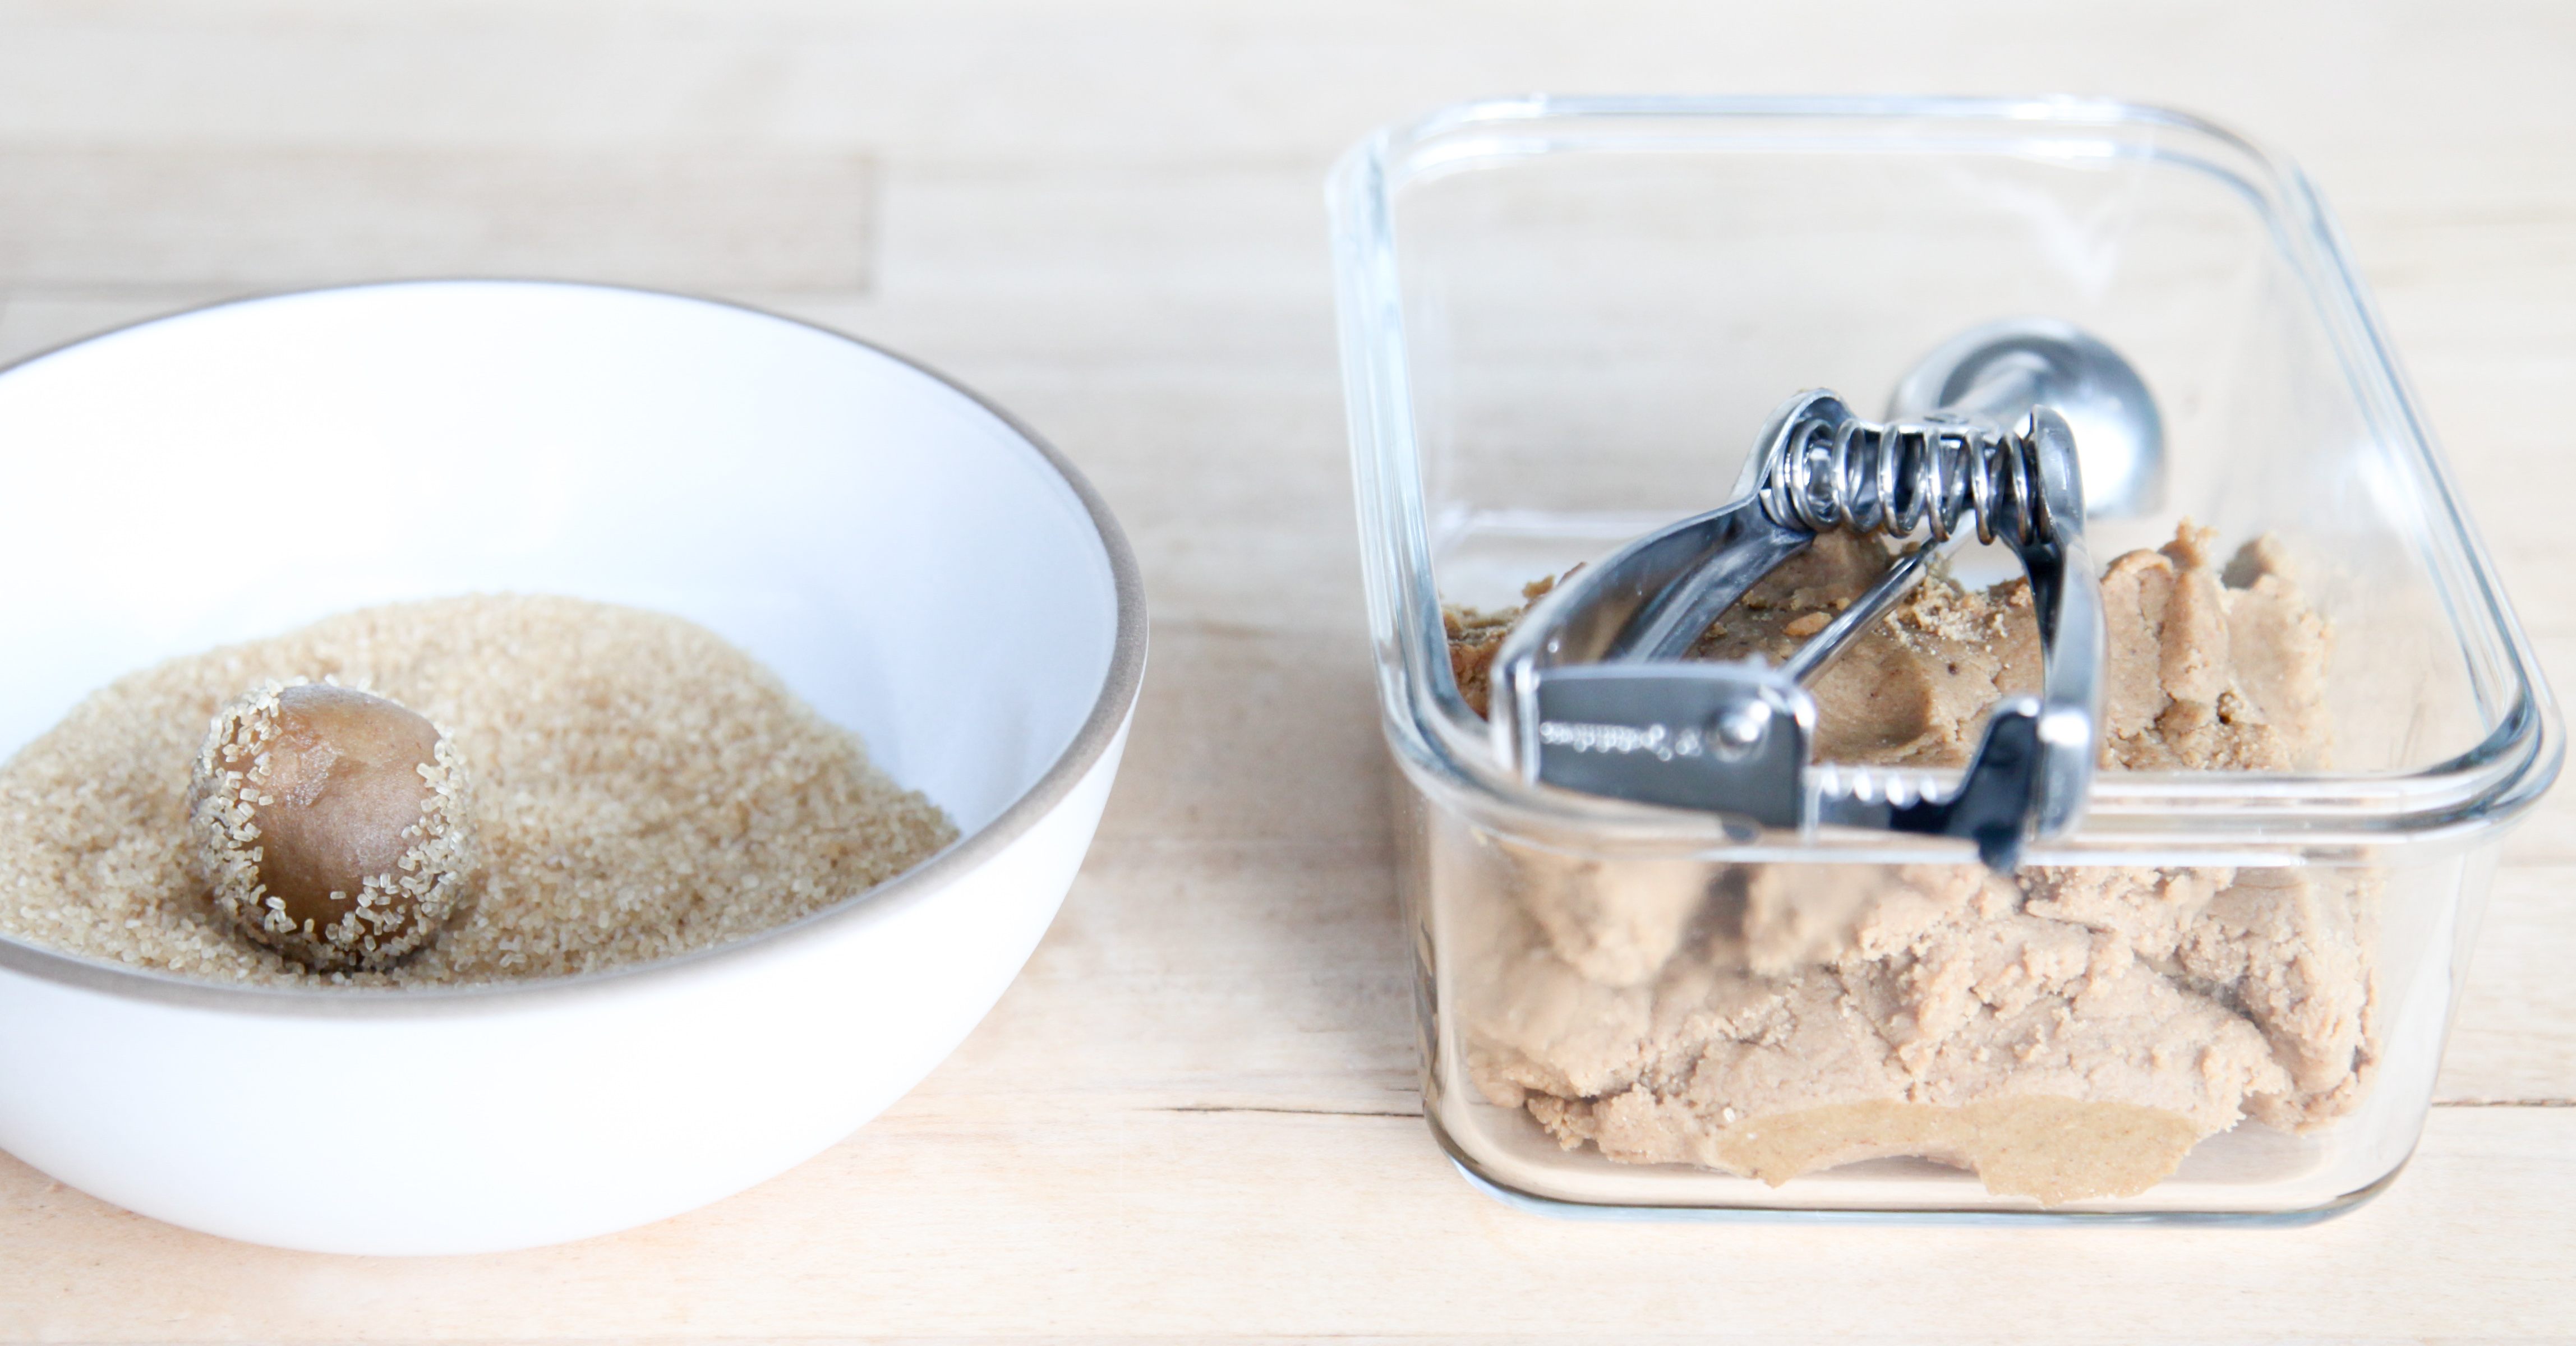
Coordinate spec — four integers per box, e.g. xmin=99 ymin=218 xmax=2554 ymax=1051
xmin=1889 ymin=317 xmax=2165 ymax=521
xmin=1487 ymin=322 xmax=2164 ymax=869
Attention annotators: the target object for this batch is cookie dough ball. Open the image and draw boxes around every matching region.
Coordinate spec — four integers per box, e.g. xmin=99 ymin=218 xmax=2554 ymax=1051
xmin=189 ymin=681 xmax=476 ymax=971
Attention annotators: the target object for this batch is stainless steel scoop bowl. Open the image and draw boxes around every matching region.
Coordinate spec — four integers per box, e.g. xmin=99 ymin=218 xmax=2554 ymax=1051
xmin=1889 ymin=316 xmax=2165 ymax=520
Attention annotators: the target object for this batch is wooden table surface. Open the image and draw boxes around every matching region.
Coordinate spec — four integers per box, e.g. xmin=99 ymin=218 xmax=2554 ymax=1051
xmin=2 ymin=2 xmax=2570 ymax=1340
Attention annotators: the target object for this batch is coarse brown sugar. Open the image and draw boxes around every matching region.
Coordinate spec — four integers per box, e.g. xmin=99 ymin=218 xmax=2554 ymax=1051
xmin=0 ymin=595 xmax=958 ymax=988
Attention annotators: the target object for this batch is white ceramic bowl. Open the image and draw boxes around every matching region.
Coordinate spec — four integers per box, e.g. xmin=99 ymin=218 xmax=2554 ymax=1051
xmin=0 ymin=280 xmax=1145 ymax=1254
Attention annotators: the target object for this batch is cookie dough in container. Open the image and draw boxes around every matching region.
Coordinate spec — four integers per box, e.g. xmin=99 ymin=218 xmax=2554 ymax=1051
xmin=0 ymin=281 xmax=1146 ymax=1253
xmin=1329 ymin=97 xmax=2559 ymax=1220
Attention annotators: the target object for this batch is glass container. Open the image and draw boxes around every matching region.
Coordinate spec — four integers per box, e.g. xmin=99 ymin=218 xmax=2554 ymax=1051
xmin=1329 ymin=96 xmax=2560 ymax=1220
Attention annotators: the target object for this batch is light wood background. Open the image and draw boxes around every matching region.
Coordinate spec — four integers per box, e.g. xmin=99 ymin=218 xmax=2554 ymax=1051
xmin=1 ymin=2 xmax=2570 ymax=1340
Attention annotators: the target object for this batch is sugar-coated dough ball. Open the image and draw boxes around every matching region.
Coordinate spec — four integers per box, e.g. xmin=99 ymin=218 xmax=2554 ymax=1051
xmin=190 ymin=681 xmax=476 ymax=971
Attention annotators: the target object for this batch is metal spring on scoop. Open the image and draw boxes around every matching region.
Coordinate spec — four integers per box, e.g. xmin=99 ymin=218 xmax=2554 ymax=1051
xmin=1756 ymin=407 xmax=2047 ymax=548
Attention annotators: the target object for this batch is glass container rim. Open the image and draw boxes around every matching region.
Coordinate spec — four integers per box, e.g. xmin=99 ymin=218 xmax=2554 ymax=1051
xmin=1328 ymin=94 xmax=2563 ymax=852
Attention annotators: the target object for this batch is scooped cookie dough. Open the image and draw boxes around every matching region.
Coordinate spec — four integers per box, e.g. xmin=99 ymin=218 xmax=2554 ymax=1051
xmin=1444 ymin=524 xmax=2367 ymax=1204
xmin=1452 ymin=523 xmax=2331 ymax=772
xmin=190 ymin=681 xmax=475 ymax=971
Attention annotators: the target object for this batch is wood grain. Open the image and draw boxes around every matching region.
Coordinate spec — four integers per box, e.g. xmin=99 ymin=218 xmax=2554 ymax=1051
xmin=0 ymin=1 xmax=2570 ymax=1339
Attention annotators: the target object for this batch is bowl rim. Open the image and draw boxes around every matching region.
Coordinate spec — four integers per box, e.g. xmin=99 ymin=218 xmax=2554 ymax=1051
xmin=0 ymin=278 xmax=1149 ymax=1016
